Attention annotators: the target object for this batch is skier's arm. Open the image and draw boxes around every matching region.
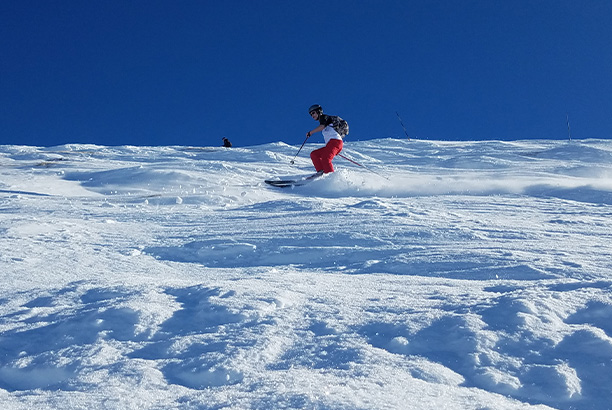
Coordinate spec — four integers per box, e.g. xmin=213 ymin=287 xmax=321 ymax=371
xmin=307 ymin=124 xmax=325 ymax=138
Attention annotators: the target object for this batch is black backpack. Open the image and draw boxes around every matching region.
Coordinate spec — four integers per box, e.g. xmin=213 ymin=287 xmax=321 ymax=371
xmin=331 ymin=116 xmax=349 ymax=137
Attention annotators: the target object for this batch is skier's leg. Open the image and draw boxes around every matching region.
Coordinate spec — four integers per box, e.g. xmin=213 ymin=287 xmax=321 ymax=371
xmin=320 ymin=139 xmax=343 ymax=173
xmin=310 ymin=147 xmax=325 ymax=172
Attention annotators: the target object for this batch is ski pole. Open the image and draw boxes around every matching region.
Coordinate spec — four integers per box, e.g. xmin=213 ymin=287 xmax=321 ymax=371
xmin=290 ymin=135 xmax=310 ymax=165
xmin=338 ymin=153 xmax=390 ymax=180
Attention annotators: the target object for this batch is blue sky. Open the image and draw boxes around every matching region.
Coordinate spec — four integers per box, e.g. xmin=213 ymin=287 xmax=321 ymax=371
xmin=1 ymin=0 xmax=611 ymax=147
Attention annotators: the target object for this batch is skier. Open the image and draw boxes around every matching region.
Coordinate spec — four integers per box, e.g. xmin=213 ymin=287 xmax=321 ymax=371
xmin=306 ymin=104 xmax=348 ymax=174
xmin=222 ymin=137 xmax=232 ymax=148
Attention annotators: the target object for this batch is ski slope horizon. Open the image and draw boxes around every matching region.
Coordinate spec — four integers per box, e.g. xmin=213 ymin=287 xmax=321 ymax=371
xmin=1 ymin=137 xmax=612 ymax=409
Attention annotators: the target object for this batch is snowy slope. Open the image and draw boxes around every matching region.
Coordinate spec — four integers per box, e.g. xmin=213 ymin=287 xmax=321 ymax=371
xmin=1 ymin=138 xmax=612 ymax=410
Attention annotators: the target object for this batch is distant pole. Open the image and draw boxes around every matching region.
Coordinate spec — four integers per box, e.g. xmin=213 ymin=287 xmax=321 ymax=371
xmin=566 ymin=114 xmax=572 ymax=141
xmin=395 ymin=112 xmax=411 ymax=140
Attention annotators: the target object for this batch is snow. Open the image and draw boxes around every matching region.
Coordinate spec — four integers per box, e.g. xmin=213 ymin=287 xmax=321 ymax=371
xmin=1 ymin=138 xmax=612 ymax=409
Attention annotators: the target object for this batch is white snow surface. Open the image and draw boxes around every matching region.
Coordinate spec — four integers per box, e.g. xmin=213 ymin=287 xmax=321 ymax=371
xmin=1 ymin=138 xmax=612 ymax=409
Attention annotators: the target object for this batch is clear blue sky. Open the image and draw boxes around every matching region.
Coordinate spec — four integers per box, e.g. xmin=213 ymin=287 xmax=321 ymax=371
xmin=1 ymin=0 xmax=611 ymax=147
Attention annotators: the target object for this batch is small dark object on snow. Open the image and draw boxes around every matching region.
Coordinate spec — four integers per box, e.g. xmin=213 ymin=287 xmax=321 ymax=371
xmin=222 ymin=137 xmax=232 ymax=148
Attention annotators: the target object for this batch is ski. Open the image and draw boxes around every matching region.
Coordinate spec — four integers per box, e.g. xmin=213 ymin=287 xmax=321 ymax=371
xmin=265 ymin=171 xmax=324 ymax=188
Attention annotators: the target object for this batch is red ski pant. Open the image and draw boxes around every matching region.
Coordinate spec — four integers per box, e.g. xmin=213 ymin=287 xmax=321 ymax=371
xmin=310 ymin=139 xmax=343 ymax=173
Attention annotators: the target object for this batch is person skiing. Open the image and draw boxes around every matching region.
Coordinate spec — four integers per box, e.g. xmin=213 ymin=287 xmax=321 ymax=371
xmin=222 ymin=137 xmax=232 ymax=148
xmin=306 ymin=104 xmax=348 ymax=174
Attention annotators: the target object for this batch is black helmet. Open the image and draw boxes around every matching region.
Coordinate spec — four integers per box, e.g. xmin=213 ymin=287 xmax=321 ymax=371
xmin=308 ymin=104 xmax=323 ymax=115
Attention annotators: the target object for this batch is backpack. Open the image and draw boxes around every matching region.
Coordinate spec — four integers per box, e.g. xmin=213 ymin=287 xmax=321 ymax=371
xmin=331 ymin=116 xmax=349 ymax=137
